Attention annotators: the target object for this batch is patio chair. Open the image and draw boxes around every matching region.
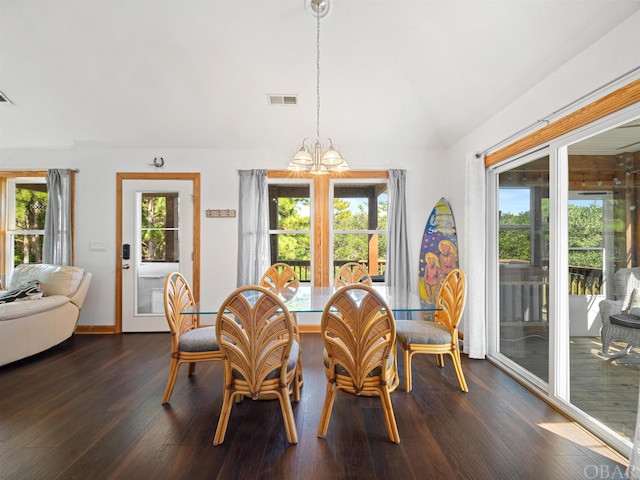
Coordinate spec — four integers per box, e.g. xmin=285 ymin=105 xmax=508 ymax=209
xmin=599 ymin=267 xmax=640 ymax=358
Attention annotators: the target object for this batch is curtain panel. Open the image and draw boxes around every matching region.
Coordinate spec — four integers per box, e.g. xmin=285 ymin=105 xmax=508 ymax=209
xmin=236 ymin=170 xmax=270 ymax=286
xmin=386 ymin=169 xmax=410 ymax=291
xmin=43 ymin=169 xmax=72 ymax=266
xmin=462 ymin=153 xmax=486 ymax=359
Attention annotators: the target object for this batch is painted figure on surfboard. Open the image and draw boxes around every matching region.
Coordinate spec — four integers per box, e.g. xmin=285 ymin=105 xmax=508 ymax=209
xmin=422 ymin=252 xmax=442 ymax=304
xmin=438 ymin=239 xmax=457 ymax=276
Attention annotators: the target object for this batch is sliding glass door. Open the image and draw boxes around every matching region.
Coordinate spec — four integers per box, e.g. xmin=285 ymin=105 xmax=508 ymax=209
xmin=488 ymin=111 xmax=640 ymax=453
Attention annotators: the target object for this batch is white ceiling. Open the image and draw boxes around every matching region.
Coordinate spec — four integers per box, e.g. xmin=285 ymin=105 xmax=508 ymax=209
xmin=0 ymin=0 xmax=639 ymax=151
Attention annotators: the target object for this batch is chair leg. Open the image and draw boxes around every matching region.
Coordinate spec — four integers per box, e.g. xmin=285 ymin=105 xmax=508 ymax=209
xmin=317 ymin=381 xmax=339 ymax=437
xmin=161 ymin=358 xmax=180 ymax=404
xmin=213 ymin=387 xmax=235 ymax=446
xmin=403 ymin=347 xmax=413 ymax=393
xmin=436 ymin=353 xmax=445 ymax=367
xmin=451 ymin=350 xmax=469 ymax=392
xmin=188 ymin=362 xmax=196 ymax=376
xmin=278 ymin=387 xmax=298 ymax=444
xmin=379 ymin=386 xmax=400 ymax=443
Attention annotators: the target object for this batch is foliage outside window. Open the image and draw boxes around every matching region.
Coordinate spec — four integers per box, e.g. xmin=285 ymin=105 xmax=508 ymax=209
xmin=10 ymin=180 xmax=47 ymax=266
xmin=332 ymin=183 xmax=387 ymax=279
xmin=568 ymin=200 xmax=604 ymax=268
xmin=268 ymin=184 xmax=312 ymax=281
xmin=140 ymin=193 xmax=180 ymax=262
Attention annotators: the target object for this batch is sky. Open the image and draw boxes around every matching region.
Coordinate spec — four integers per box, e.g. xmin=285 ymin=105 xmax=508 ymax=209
xmin=499 ymin=188 xmax=601 ymax=215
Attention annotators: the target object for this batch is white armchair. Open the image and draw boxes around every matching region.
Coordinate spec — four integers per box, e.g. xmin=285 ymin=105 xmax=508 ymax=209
xmin=599 ymin=267 xmax=640 ymax=357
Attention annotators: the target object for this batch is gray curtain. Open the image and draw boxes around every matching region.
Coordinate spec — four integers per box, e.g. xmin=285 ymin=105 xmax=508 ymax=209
xmin=386 ymin=169 xmax=410 ymax=290
xmin=237 ymin=169 xmax=271 ymax=286
xmin=43 ymin=169 xmax=72 ymax=265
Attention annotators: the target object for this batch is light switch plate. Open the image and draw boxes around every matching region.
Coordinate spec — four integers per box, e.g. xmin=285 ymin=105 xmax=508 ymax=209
xmin=89 ymin=241 xmax=107 ymax=252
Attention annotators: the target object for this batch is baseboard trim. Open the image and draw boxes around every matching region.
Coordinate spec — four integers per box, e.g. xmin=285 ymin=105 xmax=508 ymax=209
xmin=75 ymin=325 xmax=117 ymax=334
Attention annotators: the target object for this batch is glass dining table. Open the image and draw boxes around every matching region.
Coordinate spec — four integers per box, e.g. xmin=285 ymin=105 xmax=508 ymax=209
xmin=183 ymin=285 xmax=438 ymax=317
xmin=182 ymin=285 xmax=438 ymax=393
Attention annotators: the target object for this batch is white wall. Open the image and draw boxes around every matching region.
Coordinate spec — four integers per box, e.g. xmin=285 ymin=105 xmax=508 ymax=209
xmin=0 ymin=146 xmax=444 ymax=327
xmin=445 ymin=9 xmax=640 ymax=273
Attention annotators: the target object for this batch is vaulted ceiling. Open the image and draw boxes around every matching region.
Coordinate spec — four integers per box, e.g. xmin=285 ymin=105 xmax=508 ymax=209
xmin=0 ymin=0 xmax=638 ymax=151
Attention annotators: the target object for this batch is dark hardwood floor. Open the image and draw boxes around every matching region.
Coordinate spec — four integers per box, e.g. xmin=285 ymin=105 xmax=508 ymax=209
xmin=0 ymin=333 xmax=628 ymax=480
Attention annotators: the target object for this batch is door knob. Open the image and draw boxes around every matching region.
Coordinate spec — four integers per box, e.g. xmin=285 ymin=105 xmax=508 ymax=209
xmin=122 ymin=264 xmax=131 ymax=270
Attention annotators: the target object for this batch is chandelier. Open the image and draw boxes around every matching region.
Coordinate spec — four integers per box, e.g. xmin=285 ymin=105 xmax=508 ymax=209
xmin=288 ymin=0 xmax=349 ymax=175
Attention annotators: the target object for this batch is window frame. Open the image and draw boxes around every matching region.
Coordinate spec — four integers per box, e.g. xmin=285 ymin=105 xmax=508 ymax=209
xmin=268 ymin=170 xmax=389 ymax=286
xmin=267 ymin=178 xmax=314 ymax=282
xmin=0 ymin=170 xmax=76 ymax=280
xmin=329 ymin=178 xmax=388 ymax=283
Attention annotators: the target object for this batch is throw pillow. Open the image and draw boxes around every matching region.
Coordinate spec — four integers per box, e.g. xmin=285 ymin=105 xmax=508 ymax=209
xmin=0 ymin=280 xmax=44 ymax=304
xmin=628 ymin=288 xmax=640 ymax=311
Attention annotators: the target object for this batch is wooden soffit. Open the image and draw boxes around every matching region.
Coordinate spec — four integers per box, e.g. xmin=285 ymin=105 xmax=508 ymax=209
xmin=485 ymin=78 xmax=640 ymax=167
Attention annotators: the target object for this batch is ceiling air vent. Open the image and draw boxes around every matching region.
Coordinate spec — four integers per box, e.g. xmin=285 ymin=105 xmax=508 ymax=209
xmin=0 ymin=91 xmax=11 ymax=103
xmin=268 ymin=94 xmax=298 ymax=106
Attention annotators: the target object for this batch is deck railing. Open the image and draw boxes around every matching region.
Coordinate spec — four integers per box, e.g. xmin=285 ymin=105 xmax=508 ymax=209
xmin=568 ymin=266 xmax=603 ymax=295
xmin=281 ymin=260 xmax=386 ymax=282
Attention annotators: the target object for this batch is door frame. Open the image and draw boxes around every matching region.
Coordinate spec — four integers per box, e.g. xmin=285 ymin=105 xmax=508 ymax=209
xmin=116 ymin=172 xmax=200 ymax=333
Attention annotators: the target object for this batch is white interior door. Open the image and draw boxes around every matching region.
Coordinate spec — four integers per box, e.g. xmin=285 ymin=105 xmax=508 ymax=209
xmin=121 ymin=180 xmax=193 ymax=332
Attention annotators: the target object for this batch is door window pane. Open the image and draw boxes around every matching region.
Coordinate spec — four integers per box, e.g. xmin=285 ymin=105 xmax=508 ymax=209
xmin=498 ymin=158 xmax=550 ymax=382
xmin=137 ymin=192 xmax=181 ymax=314
xmin=140 ymin=193 xmax=180 ymax=263
xmin=567 ymin=118 xmax=640 ymax=443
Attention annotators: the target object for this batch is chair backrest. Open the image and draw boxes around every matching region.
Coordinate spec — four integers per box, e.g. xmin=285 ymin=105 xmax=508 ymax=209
xmin=613 ymin=267 xmax=640 ymax=307
xmin=333 ymin=262 xmax=372 ymax=287
xmin=260 ymin=262 xmax=300 ymax=299
xmin=434 ymin=268 xmax=466 ymax=331
xmin=321 ymin=284 xmax=396 ymax=393
xmin=215 ymin=285 xmax=295 ymax=399
xmin=164 ymin=272 xmax=198 ymax=337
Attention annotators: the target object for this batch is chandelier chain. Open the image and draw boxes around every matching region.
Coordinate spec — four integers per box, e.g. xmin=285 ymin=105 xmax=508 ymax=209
xmin=316 ymin=6 xmax=321 ymax=142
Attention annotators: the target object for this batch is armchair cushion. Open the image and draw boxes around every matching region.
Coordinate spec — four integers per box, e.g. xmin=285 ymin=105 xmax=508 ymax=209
xmin=610 ymin=313 xmax=640 ymax=329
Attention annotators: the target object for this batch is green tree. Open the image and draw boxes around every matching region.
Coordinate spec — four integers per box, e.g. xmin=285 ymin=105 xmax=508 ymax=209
xmin=14 ymin=185 xmax=47 ymax=265
xmin=568 ymin=201 xmax=603 ymax=268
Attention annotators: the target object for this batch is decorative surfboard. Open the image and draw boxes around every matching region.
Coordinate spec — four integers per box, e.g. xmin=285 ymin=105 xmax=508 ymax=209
xmin=418 ymin=197 xmax=459 ymax=308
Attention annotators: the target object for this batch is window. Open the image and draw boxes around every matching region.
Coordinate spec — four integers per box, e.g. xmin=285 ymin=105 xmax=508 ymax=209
xmin=140 ymin=192 xmax=180 ymax=262
xmin=268 ymin=182 xmax=312 ymax=281
xmin=267 ymin=171 xmax=388 ymax=286
xmin=1 ymin=174 xmax=48 ymax=281
xmin=331 ymin=182 xmax=387 ymax=281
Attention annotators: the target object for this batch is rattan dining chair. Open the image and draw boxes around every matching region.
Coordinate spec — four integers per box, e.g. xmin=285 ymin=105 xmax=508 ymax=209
xmin=333 ymin=262 xmax=372 ymax=287
xmin=395 ymin=268 xmax=468 ymax=393
xmin=161 ymin=272 xmax=222 ymax=405
xmin=260 ymin=262 xmax=303 ymax=400
xmin=213 ymin=285 xmax=299 ymax=445
xmin=318 ymin=284 xmax=400 ymax=443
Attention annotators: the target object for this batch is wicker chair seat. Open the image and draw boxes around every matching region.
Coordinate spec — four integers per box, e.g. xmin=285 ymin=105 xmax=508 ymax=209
xmin=395 ymin=320 xmax=451 ymax=345
xmin=178 ymin=326 xmax=219 ymax=352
